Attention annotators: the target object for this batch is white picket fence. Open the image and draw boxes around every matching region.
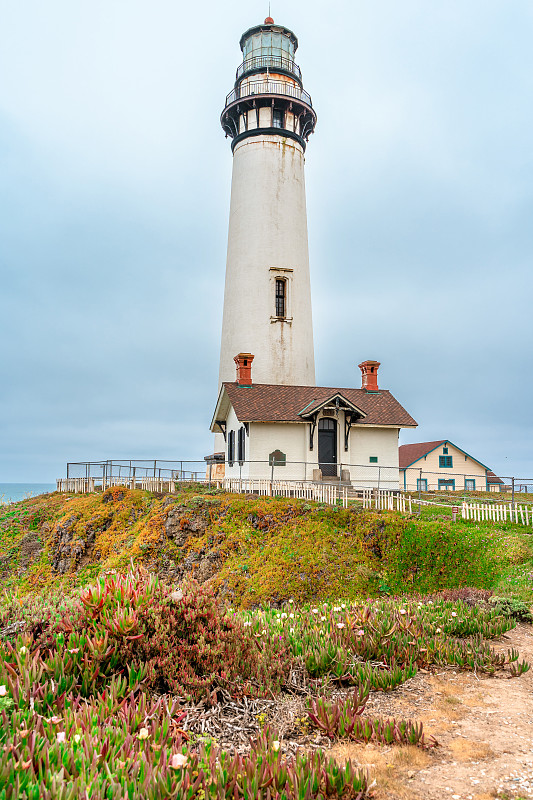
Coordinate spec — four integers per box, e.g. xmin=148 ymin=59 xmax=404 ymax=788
xmin=219 ymin=478 xmax=350 ymax=507
xmin=361 ymin=489 xmax=409 ymax=513
xmin=219 ymin=479 xmax=410 ymax=512
xmin=57 ymin=476 xmax=189 ymax=494
xmin=462 ymin=501 xmax=533 ymax=527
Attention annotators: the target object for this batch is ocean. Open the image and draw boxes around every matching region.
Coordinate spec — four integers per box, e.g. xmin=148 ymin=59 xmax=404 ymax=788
xmin=0 ymin=483 xmax=56 ymax=504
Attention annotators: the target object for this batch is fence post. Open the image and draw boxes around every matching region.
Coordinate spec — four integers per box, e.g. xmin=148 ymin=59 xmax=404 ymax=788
xmin=511 ymin=477 xmax=515 ymax=510
xmin=418 ymin=469 xmax=422 ymax=517
xmin=270 ymin=459 xmax=275 ymax=496
xmin=208 ymin=463 xmax=212 ymax=489
xmin=377 ymin=466 xmax=381 ymax=492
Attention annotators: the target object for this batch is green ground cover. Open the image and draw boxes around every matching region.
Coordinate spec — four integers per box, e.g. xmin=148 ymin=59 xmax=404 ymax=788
xmin=0 ymin=488 xmax=532 ymax=605
xmin=0 ymin=568 xmax=529 ymax=799
xmin=0 ymin=491 xmax=531 ymax=798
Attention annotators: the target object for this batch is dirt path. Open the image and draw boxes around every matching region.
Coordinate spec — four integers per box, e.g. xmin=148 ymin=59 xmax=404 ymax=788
xmin=329 ymin=624 xmax=533 ymax=800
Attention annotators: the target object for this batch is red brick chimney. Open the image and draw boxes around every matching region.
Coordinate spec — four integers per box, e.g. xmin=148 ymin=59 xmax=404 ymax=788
xmin=359 ymin=360 xmax=380 ymax=391
xmin=234 ymin=353 xmax=254 ymax=387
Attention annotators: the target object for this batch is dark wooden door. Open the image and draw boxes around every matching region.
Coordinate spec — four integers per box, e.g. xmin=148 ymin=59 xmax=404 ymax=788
xmin=318 ymin=418 xmax=337 ymax=476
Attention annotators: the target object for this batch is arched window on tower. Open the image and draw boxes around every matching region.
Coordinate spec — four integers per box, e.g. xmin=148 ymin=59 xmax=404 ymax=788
xmin=275 ymin=278 xmax=286 ymax=317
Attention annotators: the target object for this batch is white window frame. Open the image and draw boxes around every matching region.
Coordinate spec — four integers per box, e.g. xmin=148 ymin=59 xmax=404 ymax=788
xmin=269 ymin=267 xmax=293 ymax=323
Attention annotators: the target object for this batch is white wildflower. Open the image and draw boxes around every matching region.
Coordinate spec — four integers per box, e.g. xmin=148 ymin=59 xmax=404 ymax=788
xmin=336 ymin=623 xmax=345 ymax=629
xmin=74 ymin=734 xmax=81 ymax=744
xmin=56 ymin=732 xmax=66 ymax=744
xmin=288 ymin=599 xmax=293 ymax=604
xmin=0 ymin=686 xmax=6 ymax=697
xmin=451 ymin=612 xmax=457 ymax=617
xmin=138 ymin=728 xmax=149 ymax=740
xmin=280 ymin=613 xmax=287 ymax=619
xmin=272 ymin=741 xmax=281 ymax=751
xmin=170 ymin=753 xmax=188 ymax=769
xmin=312 ymin=608 xmax=318 ymax=614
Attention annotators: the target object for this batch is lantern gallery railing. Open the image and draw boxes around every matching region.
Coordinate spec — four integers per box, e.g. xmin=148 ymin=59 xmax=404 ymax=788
xmin=224 ymin=80 xmax=312 ymax=109
xmin=236 ymin=55 xmax=302 ymax=81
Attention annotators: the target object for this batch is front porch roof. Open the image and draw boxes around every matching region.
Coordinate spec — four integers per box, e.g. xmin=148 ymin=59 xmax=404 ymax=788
xmin=297 ymin=392 xmax=366 ymax=419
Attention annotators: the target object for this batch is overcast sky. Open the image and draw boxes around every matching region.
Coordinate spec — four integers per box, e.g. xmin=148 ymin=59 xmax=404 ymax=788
xmin=1 ymin=0 xmax=532 ymax=481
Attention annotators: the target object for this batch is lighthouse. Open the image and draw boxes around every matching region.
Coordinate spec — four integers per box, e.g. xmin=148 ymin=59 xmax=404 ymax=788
xmin=218 ymin=18 xmax=317 ymax=387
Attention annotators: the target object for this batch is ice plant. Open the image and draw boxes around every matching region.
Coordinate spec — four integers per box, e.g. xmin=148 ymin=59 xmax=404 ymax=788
xmin=170 ymin=753 xmax=188 ymax=769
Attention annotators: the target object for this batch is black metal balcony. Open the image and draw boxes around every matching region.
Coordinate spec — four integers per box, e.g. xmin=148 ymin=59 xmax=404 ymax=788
xmin=225 ymin=79 xmax=312 ymax=110
xmin=236 ymin=55 xmax=302 ymax=83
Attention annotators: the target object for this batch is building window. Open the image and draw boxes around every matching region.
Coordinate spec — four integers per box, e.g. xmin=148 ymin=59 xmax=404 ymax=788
xmin=369 ymin=456 xmax=378 ymax=463
xmin=237 ymin=427 xmax=245 ymax=465
xmin=417 ymin=478 xmax=427 ymax=492
xmin=227 ymin=430 xmax=235 ymax=467
xmin=465 ymin=479 xmax=476 ymax=491
xmin=443 ymin=447 xmax=448 ymax=454
xmin=275 ymin=279 xmax=286 ymax=317
xmin=272 ymin=108 xmax=284 ymax=128
xmin=439 ymin=456 xmax=453 ymax=468
xmin=438 ymin=479 xmax=455 ymax=491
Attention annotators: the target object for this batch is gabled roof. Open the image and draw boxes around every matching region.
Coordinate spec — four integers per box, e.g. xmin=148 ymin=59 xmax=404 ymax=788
xmin=487 ymin=470 xmax=504 ymax=485
xmin=399 ymin=440 xmax=491 ymax=471
xmin=211 ymin=382 xmax=417 ymax=432
xmin=399 ymin=441 xmax=446 ymax=469
xmin=297 ymin=392 xmax=366 ymax=419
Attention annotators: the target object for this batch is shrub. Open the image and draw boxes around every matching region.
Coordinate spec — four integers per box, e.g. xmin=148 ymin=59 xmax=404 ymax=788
xmin=490 ymin=596 xmax=533 ymax=624
xmin=44 ymin=568 xmax=291 ymax=701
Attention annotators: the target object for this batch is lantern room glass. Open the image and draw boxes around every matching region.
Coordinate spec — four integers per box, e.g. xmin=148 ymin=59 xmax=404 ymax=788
xmin=242 ymin=30 xmax=295 ymax=61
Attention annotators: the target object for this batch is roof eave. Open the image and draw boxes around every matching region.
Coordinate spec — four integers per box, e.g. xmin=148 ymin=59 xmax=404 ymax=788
xmin=210 ymin=386 xmax=232 ymax=433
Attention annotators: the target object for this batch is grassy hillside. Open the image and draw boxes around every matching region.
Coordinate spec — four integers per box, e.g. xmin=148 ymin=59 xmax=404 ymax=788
xmin=1 ymin=486 xmax=532 ymax=605
xmin=0 ymin=489 xmax=532 ymax=799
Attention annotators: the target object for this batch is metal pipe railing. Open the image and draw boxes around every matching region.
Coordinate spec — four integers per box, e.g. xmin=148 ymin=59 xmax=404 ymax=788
xmin=236 ymin=55 xmax=302 ymax=81
xmin=225 ymin=79 xmax=312 ymax=109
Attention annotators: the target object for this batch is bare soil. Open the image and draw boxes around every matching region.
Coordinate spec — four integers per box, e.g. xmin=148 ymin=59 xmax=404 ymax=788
xmin=328 ymin=623 xmax=533 ymax=800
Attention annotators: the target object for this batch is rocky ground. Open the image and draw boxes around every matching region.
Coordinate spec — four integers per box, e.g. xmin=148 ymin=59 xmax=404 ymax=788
xmin=172 ymin=622 xmax=532 ymax=799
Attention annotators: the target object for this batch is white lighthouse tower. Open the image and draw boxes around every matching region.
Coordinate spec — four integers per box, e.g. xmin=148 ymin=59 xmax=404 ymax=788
xmin=219 ymin=18 xmax=317 ymax=387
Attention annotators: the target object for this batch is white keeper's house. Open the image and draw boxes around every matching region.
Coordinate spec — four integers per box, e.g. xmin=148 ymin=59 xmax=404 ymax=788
xmin=210 ymin=354 xmax=417 ymax=488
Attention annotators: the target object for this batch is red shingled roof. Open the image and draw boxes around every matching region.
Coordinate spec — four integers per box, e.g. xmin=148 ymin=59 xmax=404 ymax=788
xmin=487 ymin=471 xmax=504 ymax=484
xmin=220 ymin=383 xmax=417 ymax=427
xmin=399 ymin=441 xmax=446 ymax=469
xmin=399 ymin=440 xmax=494 ymax=473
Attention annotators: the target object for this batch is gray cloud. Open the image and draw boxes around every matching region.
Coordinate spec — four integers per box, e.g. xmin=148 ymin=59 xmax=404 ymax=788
xmin=1 ymin=0 xmax=532 ymax=480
